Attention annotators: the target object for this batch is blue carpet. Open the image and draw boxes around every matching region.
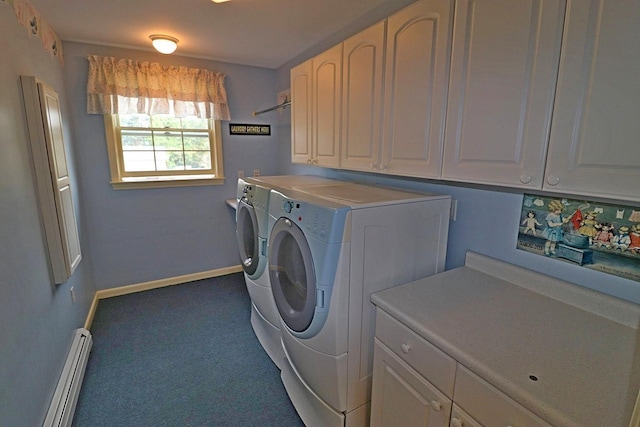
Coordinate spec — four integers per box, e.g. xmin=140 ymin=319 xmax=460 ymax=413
xmin=72 ymin=273 xmax=304 ymax=427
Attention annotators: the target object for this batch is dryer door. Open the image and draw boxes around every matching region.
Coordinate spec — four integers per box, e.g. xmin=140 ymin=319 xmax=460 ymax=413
xmin=269 ymin=217 xmax=317 ymax=333
xmin=236 ymin=199 xmax=259 ymax=276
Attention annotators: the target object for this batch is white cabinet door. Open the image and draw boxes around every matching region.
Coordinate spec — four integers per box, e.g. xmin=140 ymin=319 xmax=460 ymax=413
xmin=341 ymin=21 xmax=385 ymax=172
xmin=312 ymin=43 xmax=342 ymax=168
xmin=450 ymin=404 xmax=482 ymax=427
xmin=382 ymin=0 xmax=453 ymax=178
xmin=291 ymin=59 xmax=313 ymax=164
xmin=371 ymin=340 xmax=452 ymax=427
xmin=442 ymin=0 xmax=565 ymax=188
xmin=21 ymin=76 xmax=82 ymax=284
xmin=544 ymin=1 xmax=640 ymax=202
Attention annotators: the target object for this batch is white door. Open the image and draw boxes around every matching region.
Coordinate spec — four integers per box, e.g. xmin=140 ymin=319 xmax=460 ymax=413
xmin=341 ymin=21 xmax=385 ymax=172
xmin=543 ymin=1 xmax=640 ymax=202
xmin=370 ymin=341 xmax=452 ymax=427
xmin=313 ymin=44 xmax=343 ymax=167
xmin=21 ymin=76 xmax=82 ymax=284
xmin=291 ymin=60 xmax=313 ymax=164
xmin=442 ymin=0 xmax=565 ymax=188
xmin=381 ymin=0 xmax=453 ymax=178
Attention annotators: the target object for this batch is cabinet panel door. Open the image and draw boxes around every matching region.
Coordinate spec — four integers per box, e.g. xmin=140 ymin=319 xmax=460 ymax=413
xmin=341 ymin=21 xmax=385 ymax=172
xmin=291 ymin=60 xmax=313 ymax=164
xmin=442 ymin=0 xmax=565 ymax=188
xmin=382 ymin=0 xmax=453 ymax=178
xmin=371 ymin=340 xmax=451 ymax=427
xmin=21 ymin=76 xmax=82 ymax=284
xmin=544 ymin=1 xmax=640 ymax=202
xmin=313 ymin=44 xmax=342 ymax=168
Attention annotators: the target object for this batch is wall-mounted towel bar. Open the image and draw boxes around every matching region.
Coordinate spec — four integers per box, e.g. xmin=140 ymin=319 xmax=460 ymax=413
xmin=253 ymin=97 xmax=291 ymax=116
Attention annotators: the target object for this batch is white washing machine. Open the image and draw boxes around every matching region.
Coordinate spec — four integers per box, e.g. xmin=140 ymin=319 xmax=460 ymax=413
xmin=236 ymin=175 xmax=343 ymax=369
xmin=267 ymin=183 xmax=451 ymax=427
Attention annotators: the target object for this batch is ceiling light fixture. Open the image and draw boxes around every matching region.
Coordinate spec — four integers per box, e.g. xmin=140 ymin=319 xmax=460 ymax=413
xmin=211 ymin=0 xmax=231 ymax=3
xmin=149 ymin=34 xmax=179 ymax=54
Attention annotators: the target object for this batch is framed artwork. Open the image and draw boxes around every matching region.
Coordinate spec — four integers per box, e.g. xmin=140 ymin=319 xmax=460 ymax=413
xmin=517 ymin=194 xmax=640 ymax=282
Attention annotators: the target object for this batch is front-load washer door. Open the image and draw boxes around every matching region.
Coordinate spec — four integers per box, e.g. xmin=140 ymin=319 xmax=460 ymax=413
xmin=269 ymin=217 xmax=317 ymax=333
xmin=236 ymin=199 xmax=260 ymax=277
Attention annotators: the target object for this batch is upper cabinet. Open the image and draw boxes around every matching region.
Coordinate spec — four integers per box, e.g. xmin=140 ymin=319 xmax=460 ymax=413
xmin=543 ymin=1 xmax=640 ymax=202
xmin=340 ymin=21 xmax=386 ymax=172
xmin=291 ymin=60 xmax=313 ymax=164
xmin=442 ymin=0 xmax=565 ymax=188
xmin=291 ymin=0 xmax=640 ymax=202
xmin=381 ymin=0 xmax=453 ymax=178
xmin=291 ymin=44 xmax=342 ymax=167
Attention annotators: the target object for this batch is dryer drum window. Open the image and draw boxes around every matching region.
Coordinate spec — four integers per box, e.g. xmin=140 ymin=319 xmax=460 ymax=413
xmin=269 ymin=217 xmax=316 ymax=333
xmin=236 ymin=201 xmax=259 ymax=276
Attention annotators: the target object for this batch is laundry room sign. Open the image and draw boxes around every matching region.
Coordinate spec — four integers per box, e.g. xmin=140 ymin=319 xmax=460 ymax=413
xmin=229 ymin=123 xmax=271 ymax=136
xmin=517 ymin=194 xmax=640 ymax=282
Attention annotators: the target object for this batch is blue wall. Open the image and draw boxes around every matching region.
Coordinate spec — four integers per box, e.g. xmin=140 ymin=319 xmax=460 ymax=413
xmin=0 ymin=7 xmax=95 ymax=426
xmin=61 ymin=42 xmax=281 ymax=290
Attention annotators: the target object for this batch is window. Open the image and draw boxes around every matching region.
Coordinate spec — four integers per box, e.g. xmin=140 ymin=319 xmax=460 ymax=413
xmin=104 ymin=113 xmax=224 ymax=189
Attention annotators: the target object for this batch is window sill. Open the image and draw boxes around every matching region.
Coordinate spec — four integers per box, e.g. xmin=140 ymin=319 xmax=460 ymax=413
xmin=110 ymin=175 xmax=225 ymax=190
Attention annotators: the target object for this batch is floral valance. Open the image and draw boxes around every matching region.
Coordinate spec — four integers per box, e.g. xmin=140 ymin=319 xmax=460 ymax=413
xmin=86 ymin=55 xmax=231 ymax=121
xmin=4 ymin=0 xmax=63 ymax=62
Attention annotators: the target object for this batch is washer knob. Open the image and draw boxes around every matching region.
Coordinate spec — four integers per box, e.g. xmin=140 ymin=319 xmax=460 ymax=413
xmin=283 ymin=201 xmax=293 ymax=213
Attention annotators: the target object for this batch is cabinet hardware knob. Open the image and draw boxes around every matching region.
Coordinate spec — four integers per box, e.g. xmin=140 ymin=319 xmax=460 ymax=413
xmin=370 ymin=163 xmax=378 ymax=170
xmin=450 ymin=418 xmax=463 ymax=427
xmin=430 ymin=400 xmax=442 ymax=411
xmin=401 ymin=343 xmax=410 ymax=354
xmin=519 ymin=173 xmax=532 ymax=184
xmin=546 ymin=174 xmax=560 ymax=186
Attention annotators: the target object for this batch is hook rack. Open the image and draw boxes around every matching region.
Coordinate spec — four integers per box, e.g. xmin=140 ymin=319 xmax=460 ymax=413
xmin=253 ymin=96 xmax=291 ymax=116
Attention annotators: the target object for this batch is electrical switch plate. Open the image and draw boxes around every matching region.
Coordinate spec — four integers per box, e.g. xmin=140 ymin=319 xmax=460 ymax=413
xmin=238 ymin=170 xmax=244 ymax=178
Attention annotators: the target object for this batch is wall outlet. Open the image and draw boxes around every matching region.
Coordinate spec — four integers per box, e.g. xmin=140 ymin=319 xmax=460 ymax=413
xmin=70 ymin=286 xmax=76 ymax=304
xmin=253 ymin=169 xmax=260 ymax=177
xmin=237 ymin=170 xmax=244 ymax=178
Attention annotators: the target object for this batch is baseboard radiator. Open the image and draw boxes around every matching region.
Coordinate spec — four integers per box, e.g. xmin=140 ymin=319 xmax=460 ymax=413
xmin=43 ymin=328 xmax=93 ymax=427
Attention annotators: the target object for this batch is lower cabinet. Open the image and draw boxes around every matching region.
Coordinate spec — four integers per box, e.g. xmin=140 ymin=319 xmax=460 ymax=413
xmin=371 ymin=310 xmax=552 ymax=427
xmin=371 ymin=340 xmax=452 ymax=427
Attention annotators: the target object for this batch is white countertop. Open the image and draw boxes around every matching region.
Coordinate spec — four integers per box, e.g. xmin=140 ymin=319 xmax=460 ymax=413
xmin=371 ymin=252 xmax=640 ymax=427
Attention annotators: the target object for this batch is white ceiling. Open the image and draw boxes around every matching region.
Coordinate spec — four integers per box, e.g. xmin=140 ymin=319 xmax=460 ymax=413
xmin=29 ymin=0 xmax=393 ymax=69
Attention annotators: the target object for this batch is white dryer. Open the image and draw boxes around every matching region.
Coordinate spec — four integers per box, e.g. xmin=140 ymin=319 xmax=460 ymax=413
xmin=267 ymin=183 xmax=451 ymax=427
xmin=236 ymin=178 xmax=284 ymax=367
xmin=236 ymin=175 xmax=343 ymax=369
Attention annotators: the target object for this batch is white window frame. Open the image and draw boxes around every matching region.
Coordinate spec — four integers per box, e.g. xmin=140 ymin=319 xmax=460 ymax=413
xmin=104 ymin=114 xmax=224 ymax=189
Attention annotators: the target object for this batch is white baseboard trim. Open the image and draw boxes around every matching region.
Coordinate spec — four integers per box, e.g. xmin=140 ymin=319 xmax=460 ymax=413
xmin=84 ymin=265 xmax=244 ymax=329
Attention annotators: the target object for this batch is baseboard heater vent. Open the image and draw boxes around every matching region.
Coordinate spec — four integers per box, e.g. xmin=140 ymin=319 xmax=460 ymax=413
xmin=43 ymin=328 xmax=93 ymax=427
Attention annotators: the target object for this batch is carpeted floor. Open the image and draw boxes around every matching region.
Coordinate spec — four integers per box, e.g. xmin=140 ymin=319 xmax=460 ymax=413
xmin=72 ymin=272 xmax=304 ymax=427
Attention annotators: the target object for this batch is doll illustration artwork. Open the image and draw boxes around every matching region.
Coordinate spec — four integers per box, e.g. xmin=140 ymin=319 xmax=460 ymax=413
xmin=594 ymin=222 xmax=614 ymax=248
xmin=629 ymin=225 xmax=640 ymax=255
xmin=541 ymin=200 xmax=570 ymax=256
xmin=611 ymin=226 xmax=631 ymax=252
xmin=522 ymin=211 xmax=542 ymax=236
xmin=577 ymin=211 xmax=599 ymax=244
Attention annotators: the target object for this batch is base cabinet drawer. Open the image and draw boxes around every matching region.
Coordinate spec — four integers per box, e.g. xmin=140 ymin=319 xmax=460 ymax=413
xmin=454 ymin=365 xmax=552 ymax=427
xmin=371 ymin=340 xmax=453 ymax=427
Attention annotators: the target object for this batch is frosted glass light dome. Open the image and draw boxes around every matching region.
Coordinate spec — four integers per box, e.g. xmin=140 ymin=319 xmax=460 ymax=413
xmin=150 ymin=35 xmax=178 ymax=54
